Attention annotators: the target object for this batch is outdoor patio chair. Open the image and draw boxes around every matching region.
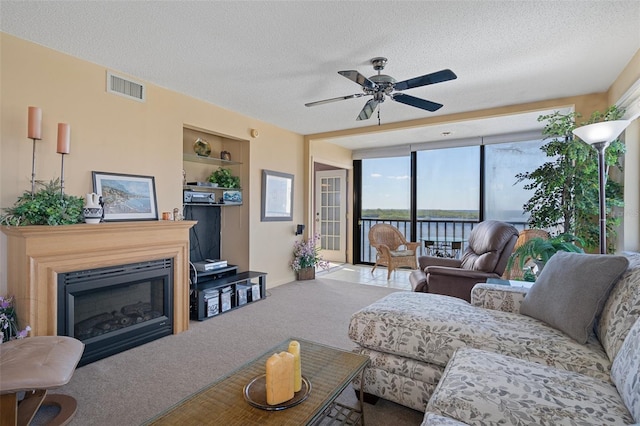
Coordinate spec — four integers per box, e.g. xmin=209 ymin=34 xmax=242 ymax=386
xmin=369 ymin=224 xmax=420 ymax=280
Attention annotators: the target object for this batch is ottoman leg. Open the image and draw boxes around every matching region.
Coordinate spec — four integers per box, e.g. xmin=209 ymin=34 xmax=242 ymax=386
xmin=354 ymin=389 xmax=380 ymax=405
xmin=1 ymin=393 xmax=18 ymax=426
xmin=5 ymin=391 xmax=78 ymax=426
xmin=16 ymin=389 xmax=47 ymax=425
xmin=42 ymin=394 xmax=78 ymax=426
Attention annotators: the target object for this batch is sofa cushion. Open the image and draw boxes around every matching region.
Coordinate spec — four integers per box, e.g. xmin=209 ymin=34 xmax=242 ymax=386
xmin=470 ymin=282 xmax=529 ymax=313
xmin=349 ymin=292 xmax=611 ymax=381
xmin=611 ymin=317 xmax=640 ymax=423
xmin=422 ymin=413 xmax=468 ymax=426
xmin=353 ymin=347 xmax=442 ymax=412
xmin=426 ymin=347 xmax=634 ymax=426
xmin=520 ymin=252 xmax=628 ymax=343
xmin=597 ymin=252 xmax=640 ymax=361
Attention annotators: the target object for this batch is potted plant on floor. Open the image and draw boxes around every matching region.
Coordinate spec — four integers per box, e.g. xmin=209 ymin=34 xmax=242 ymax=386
xmin=0 ymin=295 xmax=31 ymax=343
xmin=515 ymin=106 xmax=625 ymax=253
xmin=290 ymin=234 xmax=329 ymax=280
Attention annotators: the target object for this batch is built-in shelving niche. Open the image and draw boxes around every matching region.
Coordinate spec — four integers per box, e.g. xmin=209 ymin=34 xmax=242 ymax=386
xmin=182 ymin=125 xmax=250 ymax=272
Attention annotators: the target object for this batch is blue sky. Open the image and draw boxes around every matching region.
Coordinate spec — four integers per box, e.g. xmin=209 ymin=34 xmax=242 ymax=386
xmin=361 ymin=141 xmax=545 ymax=216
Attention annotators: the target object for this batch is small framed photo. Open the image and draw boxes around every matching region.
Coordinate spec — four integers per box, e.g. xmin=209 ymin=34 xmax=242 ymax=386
xmin=92 ymin=171 xmax=158 ymax=221
xmin=223 ymin=190 xmax=242 ymax=205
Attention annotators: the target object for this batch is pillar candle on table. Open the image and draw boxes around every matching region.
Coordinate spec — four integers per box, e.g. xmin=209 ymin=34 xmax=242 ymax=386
xmin=28 ymin=106 xmax=42 ymax=140
xmin=288 ymin=340 xmax=302 ymax=392
xmin=265 ymin=351 xmax=295 ymax=405
xmin=57 ymin=123 xmax=71 ymax=154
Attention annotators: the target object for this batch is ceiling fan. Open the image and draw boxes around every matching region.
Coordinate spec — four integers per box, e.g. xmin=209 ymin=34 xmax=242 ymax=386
xmin=305 ymin=57 xmax=457 ymax=121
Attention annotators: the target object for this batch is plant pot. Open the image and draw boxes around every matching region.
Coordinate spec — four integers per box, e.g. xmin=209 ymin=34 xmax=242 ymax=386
xmin=296 ymin=267 xmax=315 ymax=281
xmin=534 ymin=260 xmax=546 ymax=276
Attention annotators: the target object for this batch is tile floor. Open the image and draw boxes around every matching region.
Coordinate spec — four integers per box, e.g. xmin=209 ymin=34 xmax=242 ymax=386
xmin=317 ymin=263 xmax=412 ymax=291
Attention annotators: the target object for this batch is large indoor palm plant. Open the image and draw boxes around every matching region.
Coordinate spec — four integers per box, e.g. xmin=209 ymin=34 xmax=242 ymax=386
xmin=516 ymin=106 xmax=625 ymax=253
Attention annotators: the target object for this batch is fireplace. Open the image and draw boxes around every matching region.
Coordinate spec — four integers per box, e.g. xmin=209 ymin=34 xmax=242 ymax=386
xmin=57 ymin=259 xmax=174 ymax=366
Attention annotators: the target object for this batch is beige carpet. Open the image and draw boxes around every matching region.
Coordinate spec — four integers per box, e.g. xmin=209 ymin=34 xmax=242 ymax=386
xmin=34 ymin=277 xmax=424 ymax=425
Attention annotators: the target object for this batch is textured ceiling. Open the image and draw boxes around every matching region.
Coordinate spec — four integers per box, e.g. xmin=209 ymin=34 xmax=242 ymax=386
xmin=1 ymin=1 xmax=639 ymax=150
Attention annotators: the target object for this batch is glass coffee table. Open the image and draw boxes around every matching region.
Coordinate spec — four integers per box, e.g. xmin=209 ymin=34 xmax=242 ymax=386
xmin=144 ymin=338 xmax=370 ymax=425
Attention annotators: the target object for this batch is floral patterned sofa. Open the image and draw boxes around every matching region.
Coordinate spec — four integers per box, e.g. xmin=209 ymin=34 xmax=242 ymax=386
xmin=348 ymin=252 xmax=640 ymax=425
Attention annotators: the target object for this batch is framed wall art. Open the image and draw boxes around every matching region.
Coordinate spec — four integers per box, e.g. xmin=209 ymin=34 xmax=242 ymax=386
xmin=261 ymin=169 xmax=293 ymax=221
xmin=92 ymin=171 xmax=158 ymax=221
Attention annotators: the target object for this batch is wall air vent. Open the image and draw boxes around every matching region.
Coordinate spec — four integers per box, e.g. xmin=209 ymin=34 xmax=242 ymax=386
xmin=106 ymin=71 xmax=145 ymax=102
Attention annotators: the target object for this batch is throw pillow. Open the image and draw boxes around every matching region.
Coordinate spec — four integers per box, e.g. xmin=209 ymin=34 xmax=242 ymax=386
xmin=520 ymin=251 xmax=629 ymax=343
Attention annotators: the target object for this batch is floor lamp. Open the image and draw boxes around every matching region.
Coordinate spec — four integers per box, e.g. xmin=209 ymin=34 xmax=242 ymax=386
xmin=572 ymin=119 xmax=631 ymax=254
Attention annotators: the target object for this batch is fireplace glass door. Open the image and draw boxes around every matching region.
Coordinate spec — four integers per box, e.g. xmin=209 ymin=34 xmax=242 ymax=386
xmin=58 ymin=259 xmax=173 ymax=365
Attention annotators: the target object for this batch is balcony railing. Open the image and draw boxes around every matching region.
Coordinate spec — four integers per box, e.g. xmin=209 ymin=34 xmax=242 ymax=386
xmin=360 ymin=218 xmax=528 ymax=263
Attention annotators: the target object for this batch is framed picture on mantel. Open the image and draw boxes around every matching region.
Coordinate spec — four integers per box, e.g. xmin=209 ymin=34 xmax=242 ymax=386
xmin=261 ymin=169 xmax=293 ymax=221
xmin=92 ymin=171 xmax=158 ymax=221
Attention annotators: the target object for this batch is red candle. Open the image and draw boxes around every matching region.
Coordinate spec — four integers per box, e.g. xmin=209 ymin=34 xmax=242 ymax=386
xmin=28 ymin=106 xmax=42 ymax=140
xmin=57 ymin=123 xmax=70 ymax=154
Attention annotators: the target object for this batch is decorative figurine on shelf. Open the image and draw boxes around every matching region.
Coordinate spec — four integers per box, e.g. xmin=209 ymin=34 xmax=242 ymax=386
xmin=220 ymin=150 xmax=231 ymax=161
xmin=193 ymin=138 xmax=211 ymax=157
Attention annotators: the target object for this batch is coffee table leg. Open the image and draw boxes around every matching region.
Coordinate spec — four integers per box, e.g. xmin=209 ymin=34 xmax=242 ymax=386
xmin=358 ymin=367 xmax=365 ymax=425
xmin=315 ymin=366 xmax=367 ymax=425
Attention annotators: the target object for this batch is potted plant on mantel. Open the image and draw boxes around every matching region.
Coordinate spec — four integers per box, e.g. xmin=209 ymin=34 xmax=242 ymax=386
xmin=290 ymin=234 xmax=330 ymax=280
xmin=0 ymin=179 xmax=84 ymax=226
xmin=506 ymin=233 xmax=584 ymax=280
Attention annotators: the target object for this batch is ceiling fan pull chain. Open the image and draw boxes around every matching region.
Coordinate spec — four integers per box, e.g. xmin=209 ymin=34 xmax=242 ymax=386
xmin=378 ymin=107 xmax=381 ymax=126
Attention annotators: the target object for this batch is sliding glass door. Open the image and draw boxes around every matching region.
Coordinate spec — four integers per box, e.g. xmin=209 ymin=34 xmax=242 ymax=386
xmin=416 ymin=146 xmax=480 ymax=246
xmin=358 ymin=156 xmax=411 ymax=263
xmin=355 ymin=135 xmax=546 ymax=265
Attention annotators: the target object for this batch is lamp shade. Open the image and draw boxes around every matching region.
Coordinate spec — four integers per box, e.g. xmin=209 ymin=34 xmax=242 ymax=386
xmin=572 ymin=119 xmax=631 ymax=145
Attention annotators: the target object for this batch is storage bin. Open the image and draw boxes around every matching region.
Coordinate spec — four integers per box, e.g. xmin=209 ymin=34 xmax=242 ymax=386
xmin=220 ymin=286 xmax=233 ymax=312
xmin=251 ymin=284 xmax=261 ymax=302
xmin=236 ymin=284 xmax=250 ymax=306
xmin=203 ymin=288 xmax=219 ymax=317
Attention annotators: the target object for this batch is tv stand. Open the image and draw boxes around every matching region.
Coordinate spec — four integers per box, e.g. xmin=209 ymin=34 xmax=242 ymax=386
xmin=190 ymin=265 xmax=267 ymax=321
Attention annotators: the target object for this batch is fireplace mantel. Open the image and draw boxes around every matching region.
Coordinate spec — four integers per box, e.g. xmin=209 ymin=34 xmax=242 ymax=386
xmin=2 ymin=220 xmax=196 ymax=336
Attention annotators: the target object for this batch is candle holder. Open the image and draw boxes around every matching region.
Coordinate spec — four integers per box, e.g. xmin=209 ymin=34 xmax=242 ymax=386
xmin=30 ymin=137 xmax=39 ymax=195
xmin=27 ymin=106 xmax=43 ymax=195
xmin=59 ymin=152 xmax=66 ymax=196
xmin=56 ymin=123 xmax=71 ymax=196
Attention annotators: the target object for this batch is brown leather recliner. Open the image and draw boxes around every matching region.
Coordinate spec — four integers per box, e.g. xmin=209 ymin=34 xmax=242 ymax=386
xmin=409 ymin=220 xmax=519 ymax=302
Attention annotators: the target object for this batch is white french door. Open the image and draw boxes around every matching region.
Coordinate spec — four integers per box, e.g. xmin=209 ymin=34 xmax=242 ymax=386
xmin=315 ymin=169 xmax=347 ymax=262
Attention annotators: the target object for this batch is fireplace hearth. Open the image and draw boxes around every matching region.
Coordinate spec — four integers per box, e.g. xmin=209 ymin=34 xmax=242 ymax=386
xmin=58 ymin=259 xmax=174 ymax=366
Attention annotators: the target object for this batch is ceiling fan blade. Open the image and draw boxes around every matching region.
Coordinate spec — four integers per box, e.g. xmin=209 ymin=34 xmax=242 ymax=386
xmin=338 ymin=70 xmax=378 ymax=90
xmin=305 ymin=93 xmax=365 ymax=107
xmin=393 ymin=69 xmax=457 ymax=91
xmin=356 ymin=99 xmax=379 ymax=121
xmin=392 ymin=93 xmax=443 ymax=112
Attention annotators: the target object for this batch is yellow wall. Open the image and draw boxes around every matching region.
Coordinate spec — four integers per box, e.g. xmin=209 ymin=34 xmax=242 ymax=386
xmin=0 ymin=33 xmax=306 ymax=294
xmin=609 ymin=49 xmax=640 ymax=252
